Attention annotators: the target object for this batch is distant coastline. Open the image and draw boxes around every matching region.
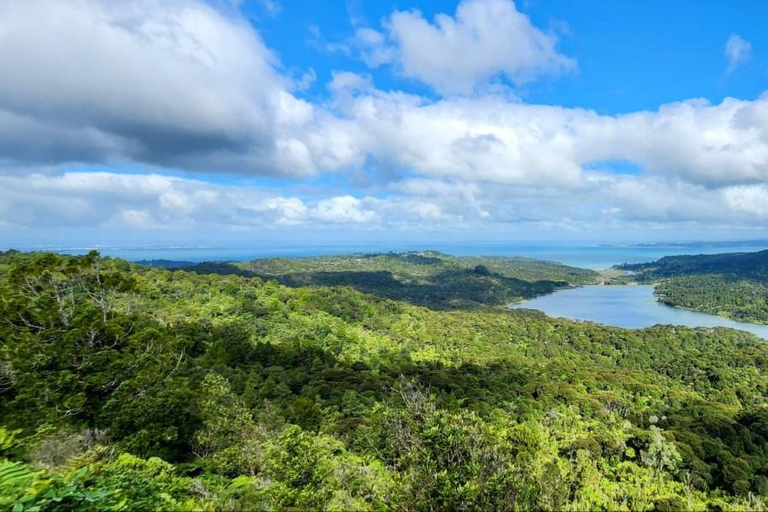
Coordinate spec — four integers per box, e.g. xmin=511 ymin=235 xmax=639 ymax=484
xmin=5 ymin=240 xmax=768 ymax=271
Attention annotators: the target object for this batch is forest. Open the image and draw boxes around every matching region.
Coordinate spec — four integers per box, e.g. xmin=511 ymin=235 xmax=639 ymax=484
xmin=620 ymin=250 xmax=768 ymax=324
xmin=157 ymin=251 xmax=599 ymax=310
xmin=618 ymin=250 xmax=768 ymax=280
xmin=2 ymin=250 xmax=768 ymax=510
xmin=655 ymin=275 xmax=768 ymax=325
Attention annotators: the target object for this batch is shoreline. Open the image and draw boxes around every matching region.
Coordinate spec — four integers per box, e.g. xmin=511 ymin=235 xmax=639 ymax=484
xmin=654 ymin=294 xmax=768 ymax=326
xmin=506 ymin=284 xmax=768 ymax=339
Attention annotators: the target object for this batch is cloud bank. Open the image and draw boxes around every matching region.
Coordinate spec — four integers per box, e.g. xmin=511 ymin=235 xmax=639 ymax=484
xmin=1 ymin=0 xmax=767 ymax=240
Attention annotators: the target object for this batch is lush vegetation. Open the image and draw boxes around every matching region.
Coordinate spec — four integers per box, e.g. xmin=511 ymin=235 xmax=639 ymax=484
xmin=2 ymin=250 xmax=768 ymax=510
xmin=174 ymin=251 xmax=599 ymax=310
xmin=619 ymin=250 xmax=768 ymax=280
xmin=238 ymin=251 xmax=598 ymax=283
xmin=655 ymin=275 xmax=768 ymax=325
xmin=620 ymin=249 xmax=768 ymax=324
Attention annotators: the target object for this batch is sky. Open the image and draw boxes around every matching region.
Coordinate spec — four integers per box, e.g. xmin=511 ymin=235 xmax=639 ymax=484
xmin=1 ymin=0 xmax=768 ymax=249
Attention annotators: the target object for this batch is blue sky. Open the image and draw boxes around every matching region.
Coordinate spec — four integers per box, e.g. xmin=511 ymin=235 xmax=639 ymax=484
xmin=253 ymin=0 xmax=768 ymax=113
xmin=1 ymin=0 xmax=768 ymax=249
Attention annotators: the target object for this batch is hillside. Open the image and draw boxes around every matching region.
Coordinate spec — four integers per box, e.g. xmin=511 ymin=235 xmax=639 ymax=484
xmin=618 ymin=249 xmax=768 ymax=280
xmin=240 ymin=251 xmax=598 ymax=283
xmin=174 ymin=251 xmax=599 ymax=310
xmin=1 ymin=251 xmax=768 ymax=509
xmin=619 ymin=250 xmax=768 ymax=324
xmin=655 ymin=275 xmax=768 ymax=325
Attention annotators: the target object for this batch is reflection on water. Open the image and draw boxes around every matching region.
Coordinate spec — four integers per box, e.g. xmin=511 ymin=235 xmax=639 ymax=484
xmin=513 ymin=285 xmax=768 ymax=340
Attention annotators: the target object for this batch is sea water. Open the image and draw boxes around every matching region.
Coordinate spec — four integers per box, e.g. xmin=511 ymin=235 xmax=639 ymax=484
xmin=16 ymin=240 xmax=768 ymax=269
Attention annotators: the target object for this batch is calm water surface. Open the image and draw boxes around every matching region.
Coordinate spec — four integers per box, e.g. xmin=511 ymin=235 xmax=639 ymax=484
xmin=513 ymin=285 xmax=768 ymax=340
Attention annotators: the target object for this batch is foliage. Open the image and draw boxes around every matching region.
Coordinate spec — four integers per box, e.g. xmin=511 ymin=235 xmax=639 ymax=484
xmin=239 ymin=251 xmax=598 ymax=283
xmin=618 ymin=249 xmax=768 ymax=280
xmin=177 ymin=251 xmax=598 ymax=310
xmin=0 ymin=449 xmax=206 ymax=511
xmin=1 ymin=250 xmax=768 ymax=509
xmin=656 ymin=274 xmax=768 ymax=324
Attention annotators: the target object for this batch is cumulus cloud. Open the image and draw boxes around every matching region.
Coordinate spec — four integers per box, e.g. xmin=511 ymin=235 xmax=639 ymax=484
xmin=581 ymin=96 xmax=768 ymax=187
xmin=356 ymin=0 xmax=575 ymax=94
xmin=0 ymin=172 xmax=292 ymax=229
xmin=722 ymin=184 xmax=768 ymax=217
xmin=0 ymin=172 xmax=468 ymax=231
xmin=2 ymin=166 xmax=768 ymax=238
xmin=2 ymin=0 xmax=768 ymax=239
xmin=318 ymin=90 xmax=768 ymax=188
xmin=328 ymin=71 xmax=374 ymax=95
xmin=725 ymin=34 xmax=752 ymax=74
xmin=313 ymin=196 xmax=377 ymax=223
xmin=3 ymin=0 xmax=767 ymax=192
xmin=0 ymin=0 xmax=314 ymax=176
xmin=4 ymin=85 xmax=768 ymax=234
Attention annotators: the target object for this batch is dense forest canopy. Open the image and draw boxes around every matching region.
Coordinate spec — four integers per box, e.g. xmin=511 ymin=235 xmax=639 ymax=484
xmin=619 ymin=250 xmax=768 ymax=280
xmin=1 ymin=250 xmax=768 ymax=510
xmin=158 ymin=251 xmax=599 ymax=310
xmin=238 ymin=252 xmax=598 ymax=283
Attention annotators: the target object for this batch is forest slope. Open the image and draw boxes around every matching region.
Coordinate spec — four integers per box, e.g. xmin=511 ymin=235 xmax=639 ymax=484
xmin=175 ymin=251 xmax=599 ymax=310
xmin=619 ymin=249 xmax=768 ymax=280
xmin=655 ymin=275 xmax=768 ymax=324
xmin=1 ymin=251 xmax=768 ymax=510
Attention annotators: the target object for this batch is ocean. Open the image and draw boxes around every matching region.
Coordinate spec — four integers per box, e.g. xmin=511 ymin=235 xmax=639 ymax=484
xmin=19 ymin=240 xmax=768 ymax=269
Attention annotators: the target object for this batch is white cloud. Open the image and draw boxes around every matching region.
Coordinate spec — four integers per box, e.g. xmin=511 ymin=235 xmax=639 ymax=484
xmin=327 ymin=71 xmax=375 ymax=97
xmin=583 ymin=96 xmax=768 ymax=186
xmin=295 ymin=68 xmax=317 ymax=91
xmin=241 ymin=197 xmax=309 ymax=226
xmin=356 ymin=0 xmax=575 ymax=94
xmin=725 ymin=34 xmax=752 ymax=74
xmin=314 ymin=91 xmax=768 ymax=189
xmin=313 ymin=196 xmax=377 ymax=224
xmin=723 ymin=184 xmax=768 ymax=217
xmin=9 ymin=89 xmax=767 ymax=234
xmin=354 ymin=28 xmax=396 ymax=68
xmin=3 ymin=0 xmax=766 ymax=195
xmin=0 ymin=172 xmax=458 ymax=230
xmin=257 ymin=0 xmax=282 ymax=17
xmin=0 ymin=0 xmax=314 ymax=176
xmin=1 ymin=1 xmax=768 ymax=239
xmin=2 ymin=166 xmax=768 ymax=237
xmin=0 ymin=172 xmax=309 ymax=229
